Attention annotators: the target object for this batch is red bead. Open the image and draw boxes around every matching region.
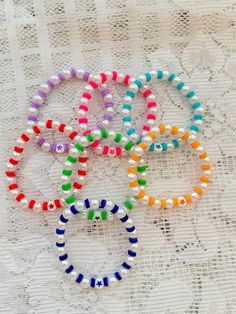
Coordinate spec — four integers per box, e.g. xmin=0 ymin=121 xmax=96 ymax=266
xmin=147 ymin=102 xmax=156 ymax=108
xmin=28 ymin=200 xmax=36 ymax=209
xmin=16 ymin=193 xmax=25 ymax=202
xmin=21 ymin=133 xmax=30 ymax=142
xmin=79 ymin=105 xmax=88 ymax=112
xmin=78 ymin=170 xmax=86 ymax=176
xmin=147 ymin=114 xmax=156 ymax=120
xmin=42 ymin=202 xmax=48 ymax=211
xmin=91 ymin=140 xmax=99 ymax=147
xmin=89 ymin=81 xmax=98 ymax=89
xmin=78 ymin=118 xmax=88 ymax=124
xmin=9 ymin=158 xmax=19 ymax=165
xmin=33 ymin=125 xmax=41 ymax=134
xmin=69 ymin=131 xmax=78 ymax=140
xmin=143 ymin=89 xmax=152 ymax=98
xmin=59 ymin=124 xmax=66 ymax=132
xmin=112 ymin=71 xmax=118 ymax=80
xmin=100 ymin=72 xmax=107 ymax=83
xmin=82 ymin=92 xmax=92 ymax=100
xmin=8 ymin=183 xmax=18 ymax=190
xmin=54 ymin=199 xmax=61 ymax=208
xmin=14 ymin=146 xmax=24 ymax=153
xmin=123 ymin=74 xmax=130 ymax=85
xmin=46 ymin=119 xmax=53 ymax=128
xmin=5 ymin=171 xmax=16 ymax=177
xmin=103 ymin=146 xmax=109 ymax=155
xmin=78 ymin=157 xmax=88 ymax=163
xmin=73 ymin=182 xmax=82 ymax=190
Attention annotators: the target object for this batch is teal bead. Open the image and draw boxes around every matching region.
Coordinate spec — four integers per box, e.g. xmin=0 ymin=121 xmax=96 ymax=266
xmin=127 ymin=128 xmax=135 ymax=135
xmin=134 ymin=80 xmax=142 ymax=88
xmin=190 ymin=125 xmax=200 ymax=132
xmin=172 ymin=139 xmax=179 ymax=148
xmin=161 ymin=143 xmax=168 ymax=151
xmin=126 ymin=90 xmax=135 ymax=99
xmin=136 ymin=138 xmax=142 ymax=145
xmin=194 ymin=114 xmax=203 ymax=120
xmin=123 ymin=103 xmax=131 ymax=110
xmin=145 ymin=72 xmax=152 ymax=82
xmin=186 ymin=91 xmax=195 ymax=98
xmin=176 ymin=82 xmax=184 ymax=90
xmin=123 ymin=116 xmax=131 ymax=122
xmin=148 ymin=143 xmax=155 ymax=152
xmin=157 ymin=70 xmax=163 ymax=79
xmin=168 ymin=73 xmax=176 ymax=81
xmin=192 ymin=102 xmax=201 ymax=109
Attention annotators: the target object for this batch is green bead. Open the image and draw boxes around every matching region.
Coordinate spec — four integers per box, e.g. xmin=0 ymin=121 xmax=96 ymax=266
xmin=124 ymin=141 xmax=133 ymax=151
xmin=86 ymin=133 xmax=94 ymax=142
xmin=124 ymin=200 xmax=133 ymax=210
xmin=61 ymin=183 xmax=71 ymax=191
xmin=65 ymin=194 xmax=76 ymax=204
xmin=101 ymin=211 xmax=107 ymax=220
xmin=101 ymin=129 xmax=108 ymax=138
xmin=138 ymin=179 xmax=146 ymax=186
xmin=114 ymin=133 xmax=122 ymax=143
xmin=137 ymin=165 xmax=147 ymax=173
xmin=75 ymin=143 xmax=84 ymax=152
xmin=67 ymin=155 xmax=77 ymax=163
xmin=88 ymin=210 xmax=95 ymax=220
xmin=62 ymin=169 xmax=72 ymax=176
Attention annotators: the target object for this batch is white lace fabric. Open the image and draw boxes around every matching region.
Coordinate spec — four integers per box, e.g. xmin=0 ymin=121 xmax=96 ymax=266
xmin=0 ymin=0 xmax=236 ymax=313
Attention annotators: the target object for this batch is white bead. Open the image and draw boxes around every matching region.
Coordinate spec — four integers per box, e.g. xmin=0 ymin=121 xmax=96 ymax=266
xmin=149 ymin=106 xmax=158 ymax=113
xmin=189 ymin=134 xmax=197 ymax=141
xmin=42 ymin=142 xmax=50 ymax=152
xmin=195 ymin=119 xmax=203 ymax=125
xmin=95 ymin=146 xmax=103 ymax=155
xmin=117 ymin=73 xmax=124 ymax=82
xmin=77 ymin=176 xmax=85 ymax=184
xmin=128 ymin=77 xmax=135 ymax=84
xmin=122 ymin=108 xmax=130 ymax=115
xmin=128 ymin=173 xmax=137 ymax=182
xmin=138 ymin=75 xmax=146 ymax=83
xmin=129 ymin=84 xmax=139 ymax=93
xmin=79 ymin=124 xmax=88 ymax=131
xmin=120 ymin=136 xmax=129 ymax=145
xmin=104 ymin=71 xmax=112 ymax=79
xmin=80 ymin=97 xmax=88 ymax=104
xmin=104 ymin=94 xmax=113 ymax=102
xmin=69 ymin=148 xmax=79 ymax=157
xmin=11 ymin=188 xmax=19 ymax=195
xmin=132 ymin=146 xmax=143 ymax=156
xmin=178 ymin=196 xmax=187 ymax=207
xmin=62 ymin=69 xmax=71 ymax=80
xmin=75 ymin=201 xmax=84 ymax=211
xmin=6 ymin=163 xmax=15 ymax=170
xmin=106 ymin=201 xmax=114 ymax=210
xmin=116 ymin=208 xmax=126 ymax=219
xmin=154 ymin=199 xmax=161 ymax=208
xmin=76 ymin=69 xmax=85 ymax=79
xmin=92 ymin=129 xmax=102 ymax=140
xmin=71 ymin=271 xmax=77 ymax=278
xmin=93 ymin=75 xmax=102 ymax=84
xmin=180 ymin=85 xmax=190 ymax=95
xmin=195 ymin=106 xmax=204 ymax=113
xmin=178 ymin=128 xmax=186 ymax=135
xmin=172 ymin=76 xmax=181 ymax=86
xmin=106 ymin=107 xmax=113 ymax=114
xmin=64 ymin=209 xmax=72 ymax=218
xmin=85 ymin=85 xmax=93 ymax=92
xmin=167 ymin=143 xmax=174 ymax=151
xmin=20 ymin=198 xmax=28 ymax=209
xmin=127 ymin=256 xmax=135 ymax=264
xmin=189 ymin=95 xmax=199 ymax=103
xmin=129 ymin=133 xmax=139 ymax=142
xmin=166 ymin=199 xmax=174 ymax=209
xmin=109 ymin=277 xmax=118 ymax=287
xmin=204 ymin=170 xmax=211 ymax=176
xmin=147 ymin=94 xmax=155 ymax=102
xmin=108 ymin=130 xmax=116 ymax=139
xmin=162 ymin=71 xmax=170 ymax=80
xmin=151 ymin=126 xmax=159 ymax=135
xmin=27 ymin=120 xmax=35 ymax=126
xmin=196 ymin=146 xmax=204 ymax=152
xmin=120 ymin=268 xmax=129 ymax=277
xmin=150 ymin=70 xmax=156 ymax=77
xmin=102 ymin=120 xmax=110 ymax=127
xmin=165 ymin=124 xmax=172 ymax=132
xmin=141 ymin=195 xmax=149 ymax=205
xmin=143 ymin=136 xmax=152 ymax=145
xmin=61 ymin=260 xmax=69 ymax=267
xmin=78 ymin=109 xmax=86 ymax=116
xmin=79 ymin=162 xmax=88 ymax=170
xmin=95 ymin=278 xmax=104 ymax=289
xmin=50 ymin=75 xmax=60 ymax=85
xmin=128 ymin=159 xmax=137 ymax=166
xmin=131 ymin=187 xmax=140 ymax=196
xmin=61 ymin=175 xmax=70 ymax=183
xmin=34 ymin=203 xmax=42 ymax=213
xmin=191 ymin=192 xmax=200 ymax=201
xmin=79 ymin=137 xmax=89 ymax=146
xmin=28 ymin=107 xmax=38 ymax=114
xmin=91 ymin=199 xmax=99 ymax=209
xmin=124 ymin=96 xmax=133 ymax=103
xmin=6 ymin=177 xmax=16 ymax=183
xmin=201 ymin=183 xmax=208 ymax=189
xmin=33 ymin=95 xmax=44 ymax=104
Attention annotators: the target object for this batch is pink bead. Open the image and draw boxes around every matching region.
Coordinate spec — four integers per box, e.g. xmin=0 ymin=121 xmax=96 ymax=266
xmin=147 ymin=114 xmax=156 ymax=120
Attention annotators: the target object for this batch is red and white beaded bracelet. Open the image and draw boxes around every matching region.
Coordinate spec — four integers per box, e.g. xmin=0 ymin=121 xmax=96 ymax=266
xmin=77 ymin=71 xmax=158 ymax=157
xmin=127 ymin=124 xmax=211 ymax=209
xmin=5 ymin=120 xmax=89 ymax=212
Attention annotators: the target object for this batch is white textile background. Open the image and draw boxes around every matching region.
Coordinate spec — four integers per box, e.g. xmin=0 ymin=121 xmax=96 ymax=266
xmin=0 ymin=0 xmax=236 ymax=313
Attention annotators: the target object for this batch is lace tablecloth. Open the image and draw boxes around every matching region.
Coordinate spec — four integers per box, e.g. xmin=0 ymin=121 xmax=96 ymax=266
xmin=1 ymin=0 xmax=236 ymax=313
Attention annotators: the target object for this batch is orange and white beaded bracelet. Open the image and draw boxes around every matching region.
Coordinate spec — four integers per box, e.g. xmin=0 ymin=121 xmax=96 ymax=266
xmin=127 ymin=124 xmax=211 ymax=209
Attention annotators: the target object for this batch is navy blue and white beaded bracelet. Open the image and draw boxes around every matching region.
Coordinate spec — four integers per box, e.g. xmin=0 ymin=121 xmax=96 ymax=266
xmin=55 ymin=199 xmax=138 ymax=289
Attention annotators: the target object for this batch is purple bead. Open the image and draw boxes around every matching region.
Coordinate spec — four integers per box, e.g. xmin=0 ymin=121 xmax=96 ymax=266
xmin=58 ymin=72 xmax=65 ymax=81
xmin=105 ymin=102 xmax=114 ymax=108
xmin=97 ymin=123 xmax=104 ymax=129
xmin=36 ymin=137 xmax=45 ymax=147
xmin=50 ymin=143 xmax=56 ymax=152
xmin=70 ymin=67 xmax=77 ymax=77
xmin=103 ymin=114 xmax=112 ymax=121
xmin=28 ymin=115 xmax=37 ymax=122
xmin=38 ymin=90 xmax=46 ymax=98
xmin=64 ymin=143 xmax=70 ymax=153
xmin=31 ymin=102 xmax=40 ymax=109
xmin=83 ymin=71 xmax=90 ymax=81
xmin=47 ymin=80 xmax=54 ymax=89
xmin=101 ymin=88 xmax=110 ymax=97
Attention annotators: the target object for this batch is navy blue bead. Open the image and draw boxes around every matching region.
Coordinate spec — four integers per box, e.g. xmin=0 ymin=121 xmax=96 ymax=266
xmin=103 ymin=277 xmax=109 ymax=286
xmin=122 ymin=262 xmax=131 ymax=269
xmin=129 ymin=237 xmax=138 ymax=244
xmin=90 ymin=277 xmax=96 ymax=288
xmin=65 ymin=265 xmax=74 ymax=273
xmin=128 ymin=250 xmax=136 ymax=257
xmin=120 ymin=214 xmax=129 ymax=222
xmin=59 ymin=254 xmax=68 ymax=261
xmin=76 ymin=273 xmax=84 ymax=283
xmin=111 ymin=204 xmax=119 ymax=214
xmin=100 ymin=199 xmax=107 ymax=208
xmin=56 ymin=242 xmax=65 ymax=247
xmin=56 ymin=228 xmax=65 ymax=235
xmin=84 ymin=199 xmax=90 ymax=208
xmin=114 ymin=272 xmax=122 ymax=281
xmin=70 ymin=205 xmax=78 ymax=215
xmin=126 ymin=226 xmax=135 ymax=233
xmin=60 ymin=214 xmax=68 ymax=223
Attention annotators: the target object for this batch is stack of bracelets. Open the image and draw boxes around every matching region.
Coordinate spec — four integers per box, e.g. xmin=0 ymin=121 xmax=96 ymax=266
xmin=5 ymin=68 xmax=210 ymax=289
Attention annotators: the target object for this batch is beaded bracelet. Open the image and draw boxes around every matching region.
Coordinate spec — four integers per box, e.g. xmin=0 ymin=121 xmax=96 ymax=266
xmin=56 ymin=199 xmax=138 ymax=289
xmin=5 ymin=120 xmax=89 ymax=212
xmin=60 ymin=129 xmax=135 ymax=204
xmin=27 ymin=68 xmax=114 ymax=154
xmin=77 ymin=71 xmax=157 ymax=157
xmin=127 ymin=123 xmax=211 ymax=209
xmin=123 ymin=70 xmax=204 ymax=153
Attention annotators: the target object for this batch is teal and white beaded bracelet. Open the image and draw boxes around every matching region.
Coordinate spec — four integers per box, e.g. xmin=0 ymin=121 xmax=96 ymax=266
xmin=123 ymin=70 xmax=204 ymax=153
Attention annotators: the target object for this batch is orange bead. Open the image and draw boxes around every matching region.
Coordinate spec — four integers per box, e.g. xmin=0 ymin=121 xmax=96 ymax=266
xmin=199 ymin=152 xmax=207 ymax=160
xmin=159 ymin=124 xmax=165 ymax=133
xmin=128 ymin=167 xmax=137 ymax=174
xmin=136 ymin=190 xmax=145 ymax=200
xmin=130 ymin=181 xmax=138 ymax=188
xmin=173 ymin=197 xmax=179 ymax=207
xmin=201 ymin=164 xmax=211 ymax=171
xmin=130 ymin=154 xmax=141 ymax=162
xmin=139 ymin=142 xmax=148 ymax=151
xmin=184 ymin=194 xmax=192 ymax=203
xmin=147 ymin=131 xmax=156 ymax=140
xmin=181 ymin=131 xmax=190 ymax=140
xmin=148 ymin=196 xmax=155 ymax=206
xmin=160 ymin=199 xmax=167 ymax=209
xmin=200 ymin=176 xmax=209 ymax=183
xmin=171 ymin=126 xmax=178 ymax=135
xmin=194 ymin=186 xmax=203 ymax=195
xmin=191 ymin=141 xmax=200 ymax=149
